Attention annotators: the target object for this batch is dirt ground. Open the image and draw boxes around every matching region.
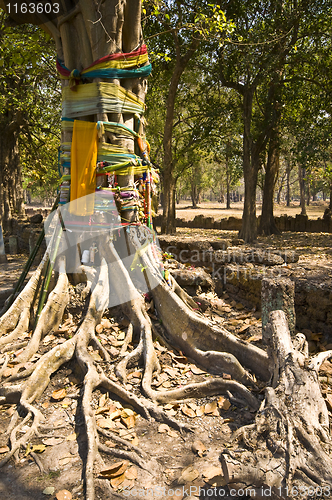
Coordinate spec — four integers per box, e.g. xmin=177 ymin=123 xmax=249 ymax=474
xmin=0 ymin=224 xmax=331 ymax=500
xmin=175 ymin=200 xmax=329 ymax=221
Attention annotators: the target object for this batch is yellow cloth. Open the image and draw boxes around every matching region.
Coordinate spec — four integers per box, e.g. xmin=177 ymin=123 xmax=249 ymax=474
xmin=82 ymin=53 xmax=149 ymax=73
xmin=70 ymin=120 xmax=98 ymax=215
xmin=62 ymin=82 xmax=145 ymax=108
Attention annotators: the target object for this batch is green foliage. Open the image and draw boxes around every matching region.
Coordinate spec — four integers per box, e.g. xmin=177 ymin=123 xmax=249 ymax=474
xmin=0 ymin=10 xmax=61 ymax=200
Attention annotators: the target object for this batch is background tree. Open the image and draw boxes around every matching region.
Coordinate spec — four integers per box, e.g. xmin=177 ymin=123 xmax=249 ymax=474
xmin=0 ymin=13 xmax=59 ymax=228
xmin=214 ymin=0 xmax=332 ymax=241
xmin=144 ymin=0 xmax=232 ymax=233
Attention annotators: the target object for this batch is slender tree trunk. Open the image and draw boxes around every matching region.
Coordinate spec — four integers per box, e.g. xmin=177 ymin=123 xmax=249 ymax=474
xmin=276 ymin=170 xmax=286 ymax=204
xmin=286 ymin=161 xmax=291 ymax=207
xmin=226 ymin=141 xmax=231 ymax=209
xmin=161 ymin=170 xmax=177 ymax=233
xmin=191 ymin=182 xmax=198 ymax=208
xmin=299 ymin=165 xmax=307 ymax=215
xmin=259 ymin=128 xmax=281 ymax=235
xmin=329 ymin=186 xmax=332 ymax=210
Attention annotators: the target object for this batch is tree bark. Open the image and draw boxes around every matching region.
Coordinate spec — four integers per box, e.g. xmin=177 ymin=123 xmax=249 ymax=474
xmin=226 ymin=141 xmax=231 ymax=209
xmin=298 ymin=165 xmax=307 ymax=215
xmin=161 ymin=34 xmax=200 ymax=234
xmin=0 ymin=122 xmax=25 ymax=230
xmin=238 ymin=88 xmax=260 ymax=243
xmin=286 ymin=161 xmax=291 ymax=207
xmin=259 ymin=128 xmax=281 ymax=235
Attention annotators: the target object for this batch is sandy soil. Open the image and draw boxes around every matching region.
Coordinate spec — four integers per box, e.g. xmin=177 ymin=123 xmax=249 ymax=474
xmin=174 ymin=200 xmax=329 ymax=221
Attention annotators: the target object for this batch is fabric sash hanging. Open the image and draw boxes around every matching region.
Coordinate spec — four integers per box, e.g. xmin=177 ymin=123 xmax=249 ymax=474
xmin=70 ymin=120 xmax=98 ymax=216
xmin=57 ymin=44 xmax=152 ymax=87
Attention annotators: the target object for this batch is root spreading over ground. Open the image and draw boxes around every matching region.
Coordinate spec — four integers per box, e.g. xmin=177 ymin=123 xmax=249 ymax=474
xmin=0 ymin=226 xmax=331 ymax=500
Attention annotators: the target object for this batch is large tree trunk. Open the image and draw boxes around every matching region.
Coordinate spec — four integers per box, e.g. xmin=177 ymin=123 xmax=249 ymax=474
xmin=161 ymin=169 xmax=177 ymax=233
xmin=0 ymin=122 xmax=25 ymax=230
xmin=259 ymin=128 xmax=281 ymax=235
xmin=161 ymin=34 xmax=199 ymax=234
xmin=238 ymin=89 xmax=260 ymax=243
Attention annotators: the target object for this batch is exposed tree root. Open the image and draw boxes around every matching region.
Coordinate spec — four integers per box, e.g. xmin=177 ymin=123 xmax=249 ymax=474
xmin=128 ymin=226 xmax=269 ymax=382
xmin=1 ymin=228 xmax=330 ymax=500
xmin=15 ymin=256 xmax=69 ymax=363
xmin=220 ymin=310 xmax=332 ymax=498
xmin=0 ymin=251 xmax=48 ymax=336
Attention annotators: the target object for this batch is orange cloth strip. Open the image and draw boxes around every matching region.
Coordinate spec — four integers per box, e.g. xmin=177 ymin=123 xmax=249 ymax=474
xmin=70 ymin=120 xmax=98 ymax=215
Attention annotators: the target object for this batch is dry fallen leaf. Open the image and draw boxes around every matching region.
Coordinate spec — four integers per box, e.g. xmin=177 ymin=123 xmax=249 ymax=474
xmin=42 ymin=437 xmax=64 ymax=446
xmin=181 ymin=405 xmax=196 ymax=418
xmin=99 ymin=394 xmax=107 ymax=407
xmin=178 ymin=466 xmax=199 ymax=484
xmin=117 ymin=331 xmax=126 ymax=341
xmin=204 ymin=402 xmax=219 ymax=416
xmin=43 ymin=334 xmax=56 ymax=345
xmin=110 ymin=473 xmax=126 ymax=489
xmin=190 ymin=365 xmax=206 ymax=375
xmin=97 ymin=418 xmax=115 ymax=429
xmin=59 ymin=457 xmax=72 ymax=466
xmin=125 ymin=466 xmax=138 ymax=480
xmin=158 ymin=423 xmax=170 ymax=434
xmin=121 ymin=415 xmax=136 ymax=429
xmin=104 ymin=440 xmax=116 ymax=448
xmin=109 ymin=409 xmax=122 ymax=420
xmin=122 ymin=478 xmax=135 ymax=490
xmin=0 ymin=446 xmax=9 ymax=454
xmin=131 ymin=435 xmax=139 ymax=446
xmin=191 ymin=440 xmax=206 ymax=457
xmin=217 ymin=397 xmax=231 ymax=411
xmin=206 ymin=474 xmax=225 ymax=487
xmin=202 ymin=466 xmax=223 ymax=480
xmin=193 ymin=406 xmax=203 ymax=417
xmin=247 ymin=334 xmax=262 ymax=343
xmin=121 ymin=408 xmax=135 ymax=417
xmin=51 ymin=388 xmax=67 ymax=401
xmin=100 ymin=460 xmax=129 ymax=480
xmin=95 ymin=405 xmax=111 ymax=416
xmin=101 ymin=318 xmax=112 ymax=329
xmin=95 ymin=324 xmax=103 ymax=334
xmin=43 ymin=487 xmax=55 ymax=495
xmin=168 ymin=429 xmax=178 ymax=438
xmin=56 ymin=490 xmax=72 ymax=500
xmin=66 ymin=433 xmax=78 ymax=441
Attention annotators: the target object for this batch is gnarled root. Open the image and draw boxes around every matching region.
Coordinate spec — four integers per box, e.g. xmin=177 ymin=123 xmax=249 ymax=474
xmin=220 ymin=310 xmax=332 ymax=497
xmin=0 ymin=251 xmax=48 ymax=337
xmin=15 ymin=256 xmax=69 ymax=363
xmin=128 ymin=226 xmax=268 ymax=383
